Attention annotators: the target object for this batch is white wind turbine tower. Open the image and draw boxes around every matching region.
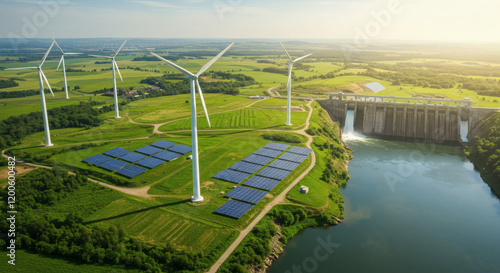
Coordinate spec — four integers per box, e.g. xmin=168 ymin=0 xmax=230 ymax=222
xmin=89 ymin=40 xmax=127 ymax=118
xmin=53 ymin=38 xmax=82 ymax=99
xmin=4 ymin=42 xmax=56 ymax=147
xmin=150 ymin=42 xmax=234 ymax=203
xmin=280 ymin=42 xmax=312 ymax=126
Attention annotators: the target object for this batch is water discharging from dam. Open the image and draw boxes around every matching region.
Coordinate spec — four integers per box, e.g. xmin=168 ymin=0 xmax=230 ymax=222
xmin=460 ymin=120 xmax=469 ymax=142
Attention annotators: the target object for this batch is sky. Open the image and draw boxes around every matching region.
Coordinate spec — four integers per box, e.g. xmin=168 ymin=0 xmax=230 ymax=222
xmin=1 ymin=0 xmax=499 ymax=43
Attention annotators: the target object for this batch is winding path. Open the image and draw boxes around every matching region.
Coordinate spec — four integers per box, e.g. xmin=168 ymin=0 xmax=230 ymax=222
xmin=207 ymin=100 xmax=316 ymax=273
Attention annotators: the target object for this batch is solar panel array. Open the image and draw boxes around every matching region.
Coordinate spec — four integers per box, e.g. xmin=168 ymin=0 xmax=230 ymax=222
xmin=119 ymin=152 xmax=147 ymax=163
xmin=151 ymin=140 xmax=177 ymax=149
xmin=215 ymin=200 xmax=254 ymax=219
xmin=214 ymin=142 xmax=314 ymax=219
xmin=153 ymin=150 xmax=182 ymax=162
xmin=169 ymin=144 xmax=192 ymax=155
xmin=82 ymin=154 xmax=112 ymax=166
xmin=287 ymin=146 xmax=314 ymax=156
xmin=269 ymin=159 xmax=300 ymax=171
xmin=243 ymin=176 xmax=281 ymax=191
xmin=254 ymin=147 xmax=282 ymax=158
xmin=104 ymin=147 xmax=130 ymax=158
xmin=225 ymin=186 xmax=267 ymax=204
xmin=136 ymin=145 xmax=163 ymax=156
xmin=99 ymin=159 xmax=129 ymax=172
xmin=242 ymin=154 xmax=274 ymax=166
xmin=264 ymin=142 xmax=290 ymax=151
xmin=136 ymin=157 xmax=166 ymax=169
xmin=229 ymin=161 xmax=262 ymax=174
xmin=81 ymin=140 xmax=191 ymax=179
xmin=213 ymin=169 xmax=251 ymax=183
xmin=116 ymin=165 xmax=147 ymax=178
xmin=257 ymin=167 xmax=291 ymax=180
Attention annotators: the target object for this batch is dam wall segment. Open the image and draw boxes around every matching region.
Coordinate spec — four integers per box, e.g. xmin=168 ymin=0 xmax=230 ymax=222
xmin=317 ymin=92 xmax=496 ymax=143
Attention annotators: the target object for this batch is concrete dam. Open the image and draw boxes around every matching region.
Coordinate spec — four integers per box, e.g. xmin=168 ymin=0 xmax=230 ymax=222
xmin=317 ymin=93 xmax=496 ymax=142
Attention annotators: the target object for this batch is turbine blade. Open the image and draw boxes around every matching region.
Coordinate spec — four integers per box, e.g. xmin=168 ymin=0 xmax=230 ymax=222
xmin=195 ymin=79 xmax=211 ymax=128
xmin=150 ymin=52 xmax=194 ymax=77
xmin=293 ymin=53 xmax=313 ymax=63
xmin=89 ymin=54 xmax=112 ymax=59
xmin=279 ymin=41 xmax=293 ymax=61
xmin=40 ymin=41 xmax=55 ymax=67
xmin=114 ymin=60 xmax=123 ymax=82
xmin=40 ymin=69 xmax=54 ymax=97
xmin=196 ymin=42 xmax=234 ymax=76
xmin=52 ymin=38 xmax=64 ymax=53
xmin=113 ymin=40 xmax=127 ymax=58
xmin=57 ymin=55 xmax=64 ymax=70
xmin=4 ymin=67 xmax=37 ymax=71
xmin=287 ymin=65 xmax=293 ymax=88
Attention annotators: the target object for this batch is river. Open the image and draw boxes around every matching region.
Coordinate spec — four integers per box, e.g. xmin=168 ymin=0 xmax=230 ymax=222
xmin=267 ymin=133 xmax=500 ymax=273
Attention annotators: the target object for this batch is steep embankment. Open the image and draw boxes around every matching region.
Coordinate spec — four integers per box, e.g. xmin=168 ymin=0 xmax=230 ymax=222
xmin=466 ymin=111 xmax=500 ymax=195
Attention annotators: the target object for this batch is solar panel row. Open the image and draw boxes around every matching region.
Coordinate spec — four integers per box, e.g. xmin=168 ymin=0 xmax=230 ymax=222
xmin=225 ymin=186 xmax=267 ymax=204
xmin=215 ymin=200 xmax=254 ymax=219
xmin=119 ymin=152 xmax=147 ymax=163
xmin=269 ymin=159 xmax=300 ymax=171
xmin=257 ymin=167 xmax=291 ymax=180
xmin=169 ymin=144 xmax=192 ymax=155
xmin=278 ymin=152 xmax=308 ymax=163
xmin=264 ymin=142 xmax=290 ymax=151
xmin=213 ymin=169 xmax=251 ymax=183
xmin=151 ymin=140 xmax=177 ymax=149
xmin=243 ymin=176 xmax=281 ymax=191
xmin=116 ymin=165 xmax=147 ymax=178
xmin=287 ymin=146 xmax=314 ymax=156
xmin=136 ymin=145 xmax=163 ymax=156
xmin=82 ymin=154 xmax=112 ymax=166
xmin=99 ymin=159 xmax=128 ymax=172
xmin=242 ymin=154 xmax=274 ymax=166
xmin=104 ymin=147 xmax=130 ymax=158
xmin=229 ymin=161 xmax=262 ymax=174
xmin=253 ymin=147 xmax=282 ymax=158
xmin=136 ymin=157 xmax=166 ymax=169
xmin=153 ymin=150 xmax=182 ymax=161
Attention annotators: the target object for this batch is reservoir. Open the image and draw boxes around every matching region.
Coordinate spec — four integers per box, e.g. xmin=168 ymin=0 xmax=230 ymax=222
xmin=267 ymin=133 xmax=500 ymax=273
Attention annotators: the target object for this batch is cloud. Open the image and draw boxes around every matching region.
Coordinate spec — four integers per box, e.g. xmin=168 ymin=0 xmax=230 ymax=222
xmin=130 ymin=1 xmax=180 ymax=9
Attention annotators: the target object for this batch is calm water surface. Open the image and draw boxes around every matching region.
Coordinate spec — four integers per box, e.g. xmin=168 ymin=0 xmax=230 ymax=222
xmin=267 ymin=136 xmax=500 ymax=273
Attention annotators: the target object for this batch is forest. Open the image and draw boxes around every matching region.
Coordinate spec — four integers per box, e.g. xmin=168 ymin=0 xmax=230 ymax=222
xmin=0 ymin=78 xmax=19 ymax=89
xmin=0 ymin=102 xmax=107 ymax=149
xmin=0 ymin=168 xmax=221 ymax=272
xmin=467 ymin=112 xmax=500 ymax=194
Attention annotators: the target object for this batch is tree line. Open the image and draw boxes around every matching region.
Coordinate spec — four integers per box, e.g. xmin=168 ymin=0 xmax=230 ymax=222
xmin=0 ymin=78 xmax=19 ymax=89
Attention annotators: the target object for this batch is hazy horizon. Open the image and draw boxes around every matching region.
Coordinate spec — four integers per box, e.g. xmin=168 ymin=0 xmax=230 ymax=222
xmin=2 ymin=0 xmax=499 ymax=44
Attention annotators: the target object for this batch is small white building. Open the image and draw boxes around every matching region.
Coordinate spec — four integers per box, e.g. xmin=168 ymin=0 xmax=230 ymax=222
xmin=298 ymin=185 xmax=309 ymax=194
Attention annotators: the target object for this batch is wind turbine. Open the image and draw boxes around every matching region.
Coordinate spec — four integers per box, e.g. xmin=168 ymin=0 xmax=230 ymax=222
xmin=150 ymin=42 xmax=234 ymax=203
xmin=279 ymin=42 xmax=312 ymax=126
xmin=89 ymin=40 xmax=127 ymax=118
xmin=4 ymin=42 xmax=56 ymax=147
xmin=53 ymin=38 xmax=82 ymax=99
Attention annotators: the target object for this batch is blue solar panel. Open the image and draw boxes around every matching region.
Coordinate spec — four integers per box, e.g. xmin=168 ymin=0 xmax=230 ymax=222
xmin=136 ymin=157 xmax=166 ymax=169
xmin=116 ymin=165 xmax=147 ymax=178
xmin=119 ymin=152 xmax=147 ymax=163
xmin=264 ymin=142 xmax=290 ymax=151
xmin=257 ymin=167 xmax=291 ymax=180
xmin=253 ymin=147 xmax=282 ymax=158
xmin=242 ymin=154 xmax=273 ymax=166
xmin=153 ymin=150 xmax=182 ymax=161
xmin=269 ymin=159 xmax=300 ymax=171
xmin=151 ymin=140 xmax=177 ymax=149
xmin=169 ymin=144 xmax=192 ymax=155
xmin=229 ymin=161 xmax=262 ymax=174
xmin=136 ymin=145 xmax=163 ymax=156
xmin=213 ymin=169 xmax=251 ymax=183
xmin=279 ymin=152 xmax=308 ymax=163
xmin=99 ymin=159 xmax=129 ymax=171
xmin=215 ymin=200 xmax=254 ymax=219
xmin=244 ymin=176 xmax=281 ymax=191
xmin=287 ymin=146 xmax=314 ymax=156
xmin=104 ymin=147 xmax=131 ymax=158
xmin=364 ymin=82 xmax=386 ymax=93
xmin=82 ymin=154 xmax=112 ymax=166
xmin=225 ymin=186 xmax=268 ymax=204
